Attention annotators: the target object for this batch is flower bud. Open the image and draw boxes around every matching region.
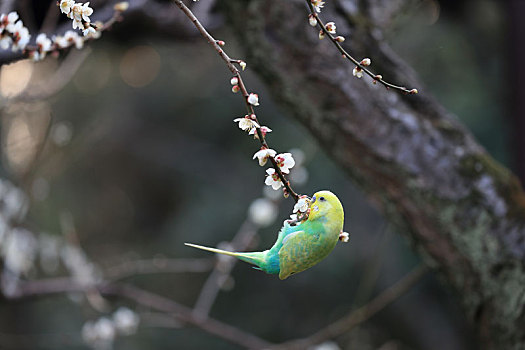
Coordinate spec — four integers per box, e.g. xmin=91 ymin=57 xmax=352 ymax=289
xmin=114 ymin=2 xmax=129 ymax=11
xmin=360 ymin=58 xmax=371 ymax=66
xmin=308 ymin=14 xmax=317 ymax=26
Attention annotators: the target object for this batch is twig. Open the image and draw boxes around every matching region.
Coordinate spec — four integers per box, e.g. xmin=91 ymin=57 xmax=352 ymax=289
xmin=8 ymin=278 xmax=273 ymax=350
xmin=173 ymin=0 xmax=299 ymax=202
xmin=104 ymin=257 xmax=214 ymax=280
xmin=192 ymin=220 xmax=257 ymax=319
xmin=271 ymin=264 xmax=429 ymax=349
xmin=305 ymin=0 xmax=417 ymax=95
xmin=0 ymin=3 xmax=125 ymax=66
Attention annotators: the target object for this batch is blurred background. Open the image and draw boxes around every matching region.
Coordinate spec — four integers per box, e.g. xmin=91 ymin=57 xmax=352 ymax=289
xmin=0 ymin=0 xmax=516 ymax=349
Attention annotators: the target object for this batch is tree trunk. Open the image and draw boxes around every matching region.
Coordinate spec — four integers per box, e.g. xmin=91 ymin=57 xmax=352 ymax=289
xmin=219 ymin=1 xmax=525 ymax=348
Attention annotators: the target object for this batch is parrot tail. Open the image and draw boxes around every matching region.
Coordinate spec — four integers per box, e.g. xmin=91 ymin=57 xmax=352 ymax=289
xmin=184 ymin=243 xmax=266 ymax=268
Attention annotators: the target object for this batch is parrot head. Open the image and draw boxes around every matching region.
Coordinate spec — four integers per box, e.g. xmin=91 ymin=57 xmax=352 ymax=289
xmin=307 ymin=190 xmax=344 ymax=222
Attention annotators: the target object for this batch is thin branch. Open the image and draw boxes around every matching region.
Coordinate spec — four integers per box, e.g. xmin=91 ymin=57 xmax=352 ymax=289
xmin=192 ymin=220 xmax=257 ymax=319
xmin=305 ymin=0 xmax=417 ymax=95
xmin=271 ymin=264 xmax=429 ymax=349
xmin=104 ymin=257 xmax=214 ymax=281
xmin=0 ymin=3 xmax=126 ymax=66
xmin=173 ymin=0 xmax=300 ymax=202
xmin=8 ymin=278 xmax=273 ymax=350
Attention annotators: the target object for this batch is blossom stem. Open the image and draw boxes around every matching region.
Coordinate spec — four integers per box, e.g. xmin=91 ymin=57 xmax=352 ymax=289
xmin=173 ymin=0 xmax=300 ymax=202
xmin=305 ymin=0 xmax=417 ymax=94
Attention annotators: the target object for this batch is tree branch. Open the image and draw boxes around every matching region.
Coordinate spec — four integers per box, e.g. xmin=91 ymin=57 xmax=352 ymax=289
xmin=219 ymin=0 xmax=525 ymax=348
xmin=173 ymin=0 xmax=300 ymax=201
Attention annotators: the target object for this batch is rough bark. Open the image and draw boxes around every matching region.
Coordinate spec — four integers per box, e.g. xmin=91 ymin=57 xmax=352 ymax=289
xmin=219 ymin=1 xmax=525 ymax=349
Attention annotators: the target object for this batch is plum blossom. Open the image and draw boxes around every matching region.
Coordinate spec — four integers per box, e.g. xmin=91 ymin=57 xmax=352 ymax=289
xmin=308 ymin=14 xmax=317 ymax=27
xmin=1 ymin=11 xmax=19 ymax=29
xmin=325 ymin=22 xmax=336 ymax=34
xmin=311 ymin=0 xmax=325 ymax=13
xmin=339 ymin=231 xmax=350 ymax=242
xmin=248 ymin=198 xmax=278 ymax=227
xmin=60 ymin=0 xmax=75 ymax=15
xmin=253 ymin=148 xmax=276 ymax=166
xmin=82 ymin=25 xmax=97 ymax=37
xmin=360 ymin=58 xmax=371 ymax=66
xmin=293 ymin=196 xmax=310 ymax=213
xmin=233 ymin=115 xmax=259 ymax=132
xmin=275 ymin=153 xmax=295 ymax=174
xmin=113 ymin=307 xmax=140 ymax=335
xmin=353 ymin=66 xmax=363 ymax=78
xmin=265 ymin=168 xmax=283 ymax=190
xmin=9 ymin=20 xmax=30 ymax=51
xmin=33 ymin=33 xmax=52 ymax=61
xmin=249 ymin=126 xmax=271 ymax=139
xmin=114 ymin=2 xmax=130 ymax=12
xmin=247 ymin=93 xmax=259 ymax=106
xmin=82 ymin=317 xmax=116 ymax=349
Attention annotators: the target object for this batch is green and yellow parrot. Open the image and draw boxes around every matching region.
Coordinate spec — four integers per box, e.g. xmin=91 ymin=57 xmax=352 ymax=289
xmin=185 ymin=190 xmax=345 ymax=280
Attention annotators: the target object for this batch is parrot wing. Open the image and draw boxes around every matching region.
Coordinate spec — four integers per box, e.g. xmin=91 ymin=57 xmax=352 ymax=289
xmin=278 ymin=230 xmax=320 ymax=280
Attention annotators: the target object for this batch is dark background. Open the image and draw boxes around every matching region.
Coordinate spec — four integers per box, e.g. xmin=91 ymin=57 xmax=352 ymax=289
xmin=0 ymin=0 xmax=518 ymax=349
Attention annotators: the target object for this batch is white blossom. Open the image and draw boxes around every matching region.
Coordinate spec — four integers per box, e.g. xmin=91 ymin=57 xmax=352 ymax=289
xmin=311 ymin=0 xmax=325 ymax=13
xmin=248 ymin=198 xmax=278 ymax=227
xmin=325 ymin=22 xmax=336 ymax=34
xmin=0 ymin=36 xmax=12 ymax=49
xmin=293 ymin=197 xmax=310 ymax=213
xmin=60 ymin=0 xmax=75 ymax=15
xmin=9 ymin=21 xmax=30 ymax=51
xmin=308 ymin=14 xmax=317 ymax=27
xmin=275 ymin=153 xmax=295 ymax=174
xmin=249 ymin=126 xmax=271 ymax=139
xmin=34 ymin=33 xmax=52 ymax=61
xmin=2 ymin=228 xmax=37 ymax=275
xmin=230 ymin=77 xmax=238 ymax=85
xmin=353 ymin=66 xmax=363 ymax=78
xmin=247 ymin=93 xmax=259 ymax=106
xmin=233 ymin=116 xmax=259 ymax=132
xmin=1 ymin=12 xmax=19 ymax=29
xmin=81 ymin=3 xmax=94 ymax=22
xmin=265 ymin=168 xmax=283 ymax=190
xmin=360 ymin=58 xmax=371 ymax=66
xmin=82 ymin=317 xmax=116 ymax=349
xmin=64 ymin=30 xmax=84 ymax=49
xmin=253 ymin=148 xmax=276 ymax=166
xmin=113 ymin=307 xmax=140 ymax=335
xmin=72 ymin=19 xmax=83 ymax=30
xmin=82 ymin=25 xmax=97 ymax=37
xmin=114 ymin=2 xmax=130 ymax=12
xmin=339 ymin=231 xmax=350 ymax=242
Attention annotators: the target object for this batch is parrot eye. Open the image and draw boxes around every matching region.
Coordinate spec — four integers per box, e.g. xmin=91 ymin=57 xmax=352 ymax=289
xmin=319 ymin=196 xmax=326 ymax=202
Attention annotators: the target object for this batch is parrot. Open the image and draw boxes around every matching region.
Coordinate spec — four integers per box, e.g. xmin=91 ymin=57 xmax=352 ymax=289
xmin=185 ymin=190 xmax=345 ymax=280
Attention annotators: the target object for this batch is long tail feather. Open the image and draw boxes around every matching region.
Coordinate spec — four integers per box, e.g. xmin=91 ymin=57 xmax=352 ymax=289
xmin=184 ymin=243 xmax=266 ymax=268
xmin=184 ymin=243 xmax=242 ymax=257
